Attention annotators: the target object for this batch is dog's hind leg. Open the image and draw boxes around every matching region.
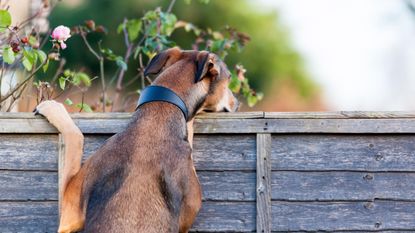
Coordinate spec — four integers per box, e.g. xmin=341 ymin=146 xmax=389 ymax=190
xmin=178 ymin=165 xmax=202 ymax=233
xmin=35 ymin=100 xmax=85 ymax=233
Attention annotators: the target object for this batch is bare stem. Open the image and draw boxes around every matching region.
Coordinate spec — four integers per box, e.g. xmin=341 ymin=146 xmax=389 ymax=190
xmin=0 ymin=58 xmax=48 ymax=104
xmin=99 ymin=58 xmax=106 ymax=112
xmin=167 ymin=0 xmax=177 ymax=13
xmin=80 ymin=31 xmax=101 ymax=61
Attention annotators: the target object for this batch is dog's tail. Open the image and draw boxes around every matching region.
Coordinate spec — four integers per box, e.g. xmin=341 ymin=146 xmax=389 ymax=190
xmin=35 ymin=100 xmax=84 ymax=211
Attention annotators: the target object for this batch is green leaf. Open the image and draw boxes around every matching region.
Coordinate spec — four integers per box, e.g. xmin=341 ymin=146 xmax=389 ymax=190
xmin=161 ymin=13 xmax=177 ymax=36
xmin=116 ymin=58 xmax=127 ymax=71
xmin=35 ymin=50 xmax=47 ymax=64
xmin=228 ymin=76 xmax=241 ymax=93
xmin=3 ymin=46 xmax=15 ymax=64
xmin=28 ymin=36 xmax=37 ymax=46
xmin=23 ymin=48 xmax=37 ymax=66
xmin=75 ymin=72 xmax=91 ymax=87
xmin=64 ymin=98 xmax=73 ymax=106
xmin=0 ymin=10 xmax=11 ymax=31
xmin=126 ymin=19 xmax=142 ymax=42
xmin=42 ymin=59 xmax=49 ymax=72
xmin=59 ymin=77 xmax=66 ymax=90
xmin=247 ymin=94 xmax=258 ymax=107
xmin=117 ymin=22 xmax=125 ymax=34
xmin=75 ymin=103 xmax=93 ymax=113
xmin=22 ymin=57 xmax=32 ymax=71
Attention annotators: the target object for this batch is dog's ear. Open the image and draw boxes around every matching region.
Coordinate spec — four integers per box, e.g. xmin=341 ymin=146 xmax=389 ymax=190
xmin=144 ymin=47 xmax=182 ymax=76
xmin=195 ymin=51 xmax=219 ymax=82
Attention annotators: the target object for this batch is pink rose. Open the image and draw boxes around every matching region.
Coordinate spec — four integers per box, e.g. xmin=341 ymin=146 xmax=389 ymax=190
xmin=51 ymin=25 xmax=71 ymax=49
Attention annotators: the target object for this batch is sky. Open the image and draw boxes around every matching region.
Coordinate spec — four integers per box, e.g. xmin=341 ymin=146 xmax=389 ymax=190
xmin=258 ymin=0 xmax=415 ymax=111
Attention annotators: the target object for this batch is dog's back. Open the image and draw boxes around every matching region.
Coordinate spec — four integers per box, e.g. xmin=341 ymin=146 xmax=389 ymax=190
xmin=81 ymin=103 xmax=192 ymax=232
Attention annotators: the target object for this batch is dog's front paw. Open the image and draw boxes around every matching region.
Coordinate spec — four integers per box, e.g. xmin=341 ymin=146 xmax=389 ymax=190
xmin=34 ymin=100 xmax=67 ymax=118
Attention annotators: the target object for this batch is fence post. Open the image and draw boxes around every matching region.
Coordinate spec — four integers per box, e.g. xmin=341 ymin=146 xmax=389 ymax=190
xmin=58 ymin=133 xmax=65 ymax=216
xmin=256 ymin=133 xmax=271 ymax=233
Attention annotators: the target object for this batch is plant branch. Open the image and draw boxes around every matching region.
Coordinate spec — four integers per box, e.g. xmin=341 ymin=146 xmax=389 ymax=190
xmin=0 ymin=58 xmax=48 ymax=104
xmin=167 ymin=0 xmax=177 ymax=13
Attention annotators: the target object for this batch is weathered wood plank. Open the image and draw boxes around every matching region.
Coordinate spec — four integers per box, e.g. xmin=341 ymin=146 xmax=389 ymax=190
xmin=265 ymin=111 xmax=415 ymax=119
xmin=265 ymin=118 xmax=415 ymax=133
xmin=257 ymin=133 xmax=271 ymax=233
xmin=198 ymin=171 xmax=255 ymax=201
xmin=0 ymin=134 xmax=256 ymax=171
xmin=192 ymin=201 xmax=255 ymax=232
xmin=271 ymin=200 xmax=415 ymax=231
xmin=0 ymin=171 xmax=57 ymax=201
xmin=0 ymin=170 xmax=255 ymax=202
xmin=82 ymin=134 xmax=257 ymax=171
xmin=0 ymin=201 xmax=58 ymax=232
xmin=0 ymin=134 xmax=58 ymax=170
xmin=4 ymin=111 xmax=415 ymax=119
xmin=272 ymin=135 xmax=415 ymax=171
xmin=271 ymin=171 xmax=415 ymax=201
xmin=3 ymin=117 xmax=415 ymax=134
xmin=0 ymin=201 xmax=254 ymax=232
xmin=0 ymin=112 xmax=264 ymax=119
xmin=193 ymin=135 xmax=256 ymax=171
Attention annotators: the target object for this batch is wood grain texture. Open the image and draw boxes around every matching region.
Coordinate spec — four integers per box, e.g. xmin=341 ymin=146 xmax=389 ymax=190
xmin=257 ymin=133 xmax=272 ymax=233
xmin=3 ymin=112 xmax=415 ymax=134
xmin=271 ymin=200 xmax=415 ymax=231
xmin=272 ymin=135 xmax=415 ymax=171
xmin=0 ymin=201 xmax=58 ymax=232
xmin=192 ymin=201 xmax=255 ymax=232
xmin=0 ymin=171 xmax=58 ymax=201
xmin=3 ymin=111 xmax=415 ymax=119
xmin=81 ymin=134 xmax=257 ymax=171
xmin=198 ymin=171 xmax=255 ymax=201
xmin=0 ymin=134 xmax=58 ymax=170
xmin=271 ymin=171 xmax=415 ymax=201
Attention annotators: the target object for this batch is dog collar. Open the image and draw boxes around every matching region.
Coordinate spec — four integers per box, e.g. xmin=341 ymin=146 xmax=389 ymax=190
xmin=136 ymin=85 xmax=189 ymax=121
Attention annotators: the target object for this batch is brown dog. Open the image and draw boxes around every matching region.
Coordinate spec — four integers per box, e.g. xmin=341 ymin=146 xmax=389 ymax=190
xmin=35 ymin=47 xmax=238 ymax=233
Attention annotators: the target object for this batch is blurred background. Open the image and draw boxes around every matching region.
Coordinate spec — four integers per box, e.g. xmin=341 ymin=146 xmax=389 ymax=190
xmin=7 ymin=0 xmax=415 ymax=112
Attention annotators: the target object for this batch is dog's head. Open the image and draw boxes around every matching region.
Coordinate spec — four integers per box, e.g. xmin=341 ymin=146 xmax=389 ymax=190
xmin=144 ymin=47 xmax=239 ymax=119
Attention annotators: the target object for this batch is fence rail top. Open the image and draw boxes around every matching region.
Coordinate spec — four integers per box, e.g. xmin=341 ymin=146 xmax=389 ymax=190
xmin=1 ymin=111 xmax=415 ymax=134
xmin=2 ymin=111 xmax=415 ymax=119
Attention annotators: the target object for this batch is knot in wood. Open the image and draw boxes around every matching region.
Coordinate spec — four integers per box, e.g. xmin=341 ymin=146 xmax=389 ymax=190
xmin=363 ymin=174 xmax=374 ymax=180
xmin=257 ymin=183 xmax=265 ymax=194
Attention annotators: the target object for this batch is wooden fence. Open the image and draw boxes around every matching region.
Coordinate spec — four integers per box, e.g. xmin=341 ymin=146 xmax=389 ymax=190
xmin=1 ymin=111 xmax=415 ymax=232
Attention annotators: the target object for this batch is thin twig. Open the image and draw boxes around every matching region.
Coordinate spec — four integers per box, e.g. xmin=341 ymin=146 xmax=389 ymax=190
xmin=80 ymin=30 xmax=101 ymax=60
xmin=51 ymin=58 xmax=66 ymax=83
xmin=0 ymin=58 xmax=48 ymax=104
xmin=167 ymin=0 xmax=177 ymax=13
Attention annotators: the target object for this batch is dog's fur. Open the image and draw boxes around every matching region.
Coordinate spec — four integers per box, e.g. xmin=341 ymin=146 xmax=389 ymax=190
xmin=35 ymin=48 xmax=238 ymax=233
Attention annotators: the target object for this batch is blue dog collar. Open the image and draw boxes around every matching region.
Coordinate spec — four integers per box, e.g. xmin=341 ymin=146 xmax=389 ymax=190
xmin=136 ymin=85 xmax=189 ymax=121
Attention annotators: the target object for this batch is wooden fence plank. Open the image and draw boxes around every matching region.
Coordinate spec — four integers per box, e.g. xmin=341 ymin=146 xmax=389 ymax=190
xmin=0 ymin=134 xmax=58 ymax=170
xmin=4 ymin=117 xmax=415 ymax=134
xmin=198 ymin=171 xmax=255 ymax=201
xmin=0 ymin=134 xmax=256 ymax=171
xmin=272 ymin=135 xmax=415 ymax=171
xmin=4 ymin=111 xmax=415 ymax=119
xmin=0 ymin=170 xmax=255 ymax=202
xmin=265 ymin=111 xmax=415 ymax=119
xmin=82 ymin=134 xmax=257 ymax=171
xmin=271 ymin=200 xmax=415 ymax=231
xmin=3 ymin=117 xmax=415 ymax=134
xmin=271 ymin=171 xmax=415 ymax=201
xmin=192 ymin=201 xmax=256 ymax=232
xmin=257 ymin=133 xmax=272 ymax=233
xmin=0 ymin=201 xmax=58 ymax=232
xmin=0 ymin=171 xmax=57 ymax=201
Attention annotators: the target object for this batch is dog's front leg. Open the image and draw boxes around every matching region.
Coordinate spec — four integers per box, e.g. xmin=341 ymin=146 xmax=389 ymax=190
xmin=35 ymin=101 xmax=86 ymax=233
